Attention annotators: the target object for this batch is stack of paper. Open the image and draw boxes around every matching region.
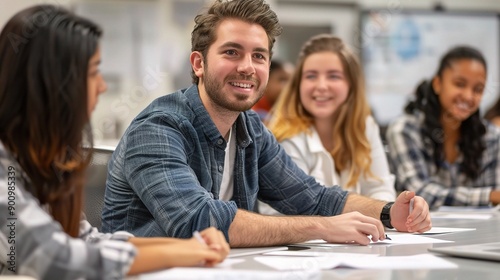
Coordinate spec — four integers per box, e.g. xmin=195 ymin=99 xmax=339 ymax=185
xmin=293 ymin=234 xmax=453 ymax=247
xmin=254 ymin=254 xmax=457 ymax=270
xmin=139 ymin=267 xmax=321 ymax=280
xmin=387 ymin=227 xmax=476 ymax=236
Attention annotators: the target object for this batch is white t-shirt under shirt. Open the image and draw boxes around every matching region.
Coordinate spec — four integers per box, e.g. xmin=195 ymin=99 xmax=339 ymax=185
xmin=220 ymin=127 xmax=236 ymax=201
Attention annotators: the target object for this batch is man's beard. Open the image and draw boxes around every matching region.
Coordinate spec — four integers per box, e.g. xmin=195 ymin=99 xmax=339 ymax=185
xmin=203 ymin=68 xmax=265 ymax=112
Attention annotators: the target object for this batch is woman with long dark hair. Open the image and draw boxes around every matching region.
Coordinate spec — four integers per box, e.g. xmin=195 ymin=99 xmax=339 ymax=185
xmin=0 ymin=5 xmax=228 ymax=279
xmin=386 ymin=46 xmax=500 ymax=209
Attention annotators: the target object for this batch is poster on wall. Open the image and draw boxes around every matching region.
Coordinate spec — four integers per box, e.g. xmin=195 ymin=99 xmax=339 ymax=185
xmin=361 ymin=11 xmax=499 ymax=125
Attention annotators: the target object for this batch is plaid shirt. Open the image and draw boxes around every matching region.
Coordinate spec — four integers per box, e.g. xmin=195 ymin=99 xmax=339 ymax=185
xmin=102 ymin=85 xmax=348 ymax=239
xmin=386 ymin=112 xmax=500 ymax=210
xmin=0 ymin=142 xmax=136 ymax=279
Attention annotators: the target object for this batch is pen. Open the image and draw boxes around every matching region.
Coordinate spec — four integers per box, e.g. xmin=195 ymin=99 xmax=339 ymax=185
xmin=193 ymin=231 xmax=208 ymax=266
xmin=193 ymin=230 xmax=207 ymax=247
xmin=385 ymin=234 xmax=392 ymax=240
xmin=409 ymin=198 xmax=414 ymax=215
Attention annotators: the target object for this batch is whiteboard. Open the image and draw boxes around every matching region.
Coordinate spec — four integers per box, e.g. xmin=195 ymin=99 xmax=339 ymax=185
xmin=360 ymin=11 xmax=499 ymax=125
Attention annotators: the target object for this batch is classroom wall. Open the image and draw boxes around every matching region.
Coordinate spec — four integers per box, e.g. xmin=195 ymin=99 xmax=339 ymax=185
xmin=0 ymin=0 xmax=73 ymax=28
xmin=2 ymin=0 xmax=500 ymax=143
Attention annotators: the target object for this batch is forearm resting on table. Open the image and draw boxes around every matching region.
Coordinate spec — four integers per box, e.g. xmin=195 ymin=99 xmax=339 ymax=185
xmin=127 ymin=242 xmax=178 ymax=275
xmin=342 ymin=193 xmax=386 ymax=218
xmin=129 ymin=237 xmax=182 ymax=246
xmin=127 ymin=237 xmax=191 ymax=275
xmin=228 ymin=209 xmax=324 ymax=247
xmin=127 ymin=237 xmax=225 ymax=275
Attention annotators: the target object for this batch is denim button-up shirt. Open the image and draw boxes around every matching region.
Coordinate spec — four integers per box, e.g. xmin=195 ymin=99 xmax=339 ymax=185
xmin=102 ymin=85 xmax=348 ymax=240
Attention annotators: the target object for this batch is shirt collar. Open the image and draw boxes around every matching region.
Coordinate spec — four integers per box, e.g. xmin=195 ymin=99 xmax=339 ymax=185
xmin=305 ymin=127 xmax=325 ymax=153
xmin=185 ymin=84 xmax=252 ymax=148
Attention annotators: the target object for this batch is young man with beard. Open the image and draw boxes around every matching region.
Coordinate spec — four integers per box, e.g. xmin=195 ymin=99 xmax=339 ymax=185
xmin=102 ymin=0 xmax=431 ymax=247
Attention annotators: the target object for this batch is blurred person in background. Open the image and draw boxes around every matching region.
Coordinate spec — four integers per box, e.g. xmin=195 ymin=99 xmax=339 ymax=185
xmin=386 ymin=46 xmax=500 ymax=210
xmin=260 ymin=34 xmax=395 ymax=215
xmin=252 ymin=59 xmax=293 ymax=122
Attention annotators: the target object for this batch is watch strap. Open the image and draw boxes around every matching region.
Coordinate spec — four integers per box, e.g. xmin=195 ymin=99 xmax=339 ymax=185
xmin=380 ymin=202 xmax=394 ymax=229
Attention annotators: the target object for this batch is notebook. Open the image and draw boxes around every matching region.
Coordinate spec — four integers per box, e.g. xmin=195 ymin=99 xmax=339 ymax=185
xmin=428 ymin=242 xmax=500 ymax=262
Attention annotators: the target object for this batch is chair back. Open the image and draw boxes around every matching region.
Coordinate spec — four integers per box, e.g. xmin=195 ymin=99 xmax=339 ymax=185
xmin=83 ymin=145 xmax=115 ymax=230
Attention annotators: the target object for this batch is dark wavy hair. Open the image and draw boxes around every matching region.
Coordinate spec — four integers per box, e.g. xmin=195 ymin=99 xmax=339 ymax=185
xmin=404 ymin=46 xmax=487 ymax=180
xmin=0 ymin=5 xmax=102 ymax=237
xmin=190 ymin=0 xmax=282 ymax=84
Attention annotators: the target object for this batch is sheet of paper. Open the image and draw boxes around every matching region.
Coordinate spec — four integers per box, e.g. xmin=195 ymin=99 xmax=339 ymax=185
xmin=255 ymin=256 xmax=353 ymax=270
xmin=263 ymin=251 xmax=379 ymax=257
xmin=293 ymin=234 xmax=452 ymax=247
xmin=430 ymin=213 xmax=492 ymax=220
xmin=228 ymin=246 xmax=288 ymax=258
xmin=294 ymin=239 xmax=347 ymax=247
xmin=139 ymin=267 xmax=321 ymax=280
xmin=437 ymin=205 xmax=500 ymax=213
xmin=364 ymin=234 xmax=452 ymax=245
xmin=215 ymin=258 xmax=246 ymax=268
xmin=344 ymin=254 xmax=458 ymax=270
xmin=254 ymin=254 xmax=457 ymax=270
xmin=387 ymin=227 xmax=476 ymax=236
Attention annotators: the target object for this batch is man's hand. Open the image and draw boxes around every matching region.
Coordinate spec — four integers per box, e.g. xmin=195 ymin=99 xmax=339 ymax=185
xmin=391 ymin=191 xmax=431 ymax=233
xmin=320 ymin=211 xmax=387 ymax=245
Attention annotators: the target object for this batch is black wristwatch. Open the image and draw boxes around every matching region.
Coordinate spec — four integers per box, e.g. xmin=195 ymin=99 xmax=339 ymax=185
xmin=380 ymin=202 xmax=394 ymax=229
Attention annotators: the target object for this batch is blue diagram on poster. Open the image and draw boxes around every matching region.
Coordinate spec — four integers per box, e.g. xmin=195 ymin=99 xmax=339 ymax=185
xmin=391 ymin=19 xmax=421 ymax=61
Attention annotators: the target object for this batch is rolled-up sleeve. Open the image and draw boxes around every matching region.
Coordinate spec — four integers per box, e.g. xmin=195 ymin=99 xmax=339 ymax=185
xmin=256 ymin=125 xmax=348 ymax=216
xmin=123 ymin=114 xmax=238 ymax=239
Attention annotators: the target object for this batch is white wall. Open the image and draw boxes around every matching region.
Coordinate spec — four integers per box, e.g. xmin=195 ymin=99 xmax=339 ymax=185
xmin=276 ymin=0 xmax=500 ymax=12
xmin=2 ymin=0 xmax=500 ymax=143
xmin=0 ymin=0 xmax=74 ymax=29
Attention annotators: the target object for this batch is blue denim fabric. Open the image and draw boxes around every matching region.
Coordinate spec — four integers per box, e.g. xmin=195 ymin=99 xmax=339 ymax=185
xmin=101 ymin=85 xmax=348 ymax=240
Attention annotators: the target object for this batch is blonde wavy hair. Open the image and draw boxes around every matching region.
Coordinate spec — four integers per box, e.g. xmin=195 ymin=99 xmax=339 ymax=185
xmin=268 ymin=34 xmax=376 ymax=188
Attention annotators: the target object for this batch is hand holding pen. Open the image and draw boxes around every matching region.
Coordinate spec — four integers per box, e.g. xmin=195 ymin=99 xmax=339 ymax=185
xmin=389 ymin=191 xmax=431 ymax=233
xmin=192 ymin=228 xmax=230 ymax=266
xmin=380 ymin=197 xmax=413 ymax=241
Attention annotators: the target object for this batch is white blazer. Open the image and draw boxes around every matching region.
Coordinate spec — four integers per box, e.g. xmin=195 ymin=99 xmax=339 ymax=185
xmin=259 ymin=116 xmax=396 ymax=215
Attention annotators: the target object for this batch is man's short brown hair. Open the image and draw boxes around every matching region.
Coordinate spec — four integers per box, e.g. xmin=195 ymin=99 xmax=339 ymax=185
xmin=190 ymin=0 xmax=282 ymax=84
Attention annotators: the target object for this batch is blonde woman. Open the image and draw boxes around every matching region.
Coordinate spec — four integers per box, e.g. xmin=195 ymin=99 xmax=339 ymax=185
xmin=259 ymin=34 xmax=395 ymax=215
